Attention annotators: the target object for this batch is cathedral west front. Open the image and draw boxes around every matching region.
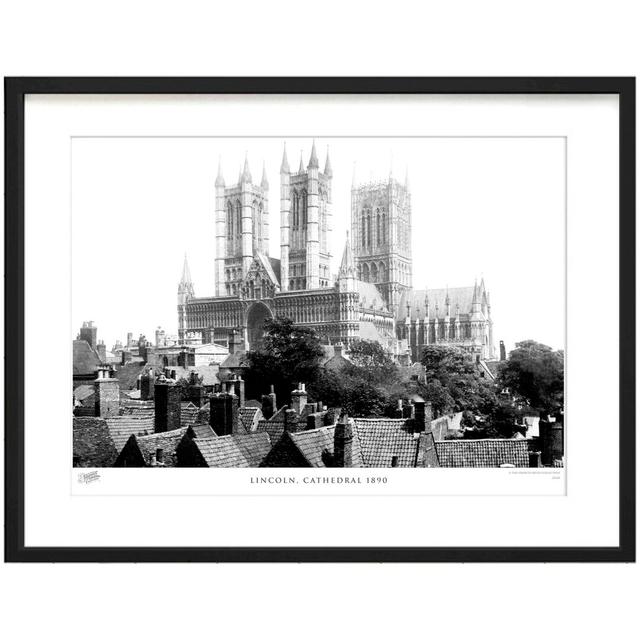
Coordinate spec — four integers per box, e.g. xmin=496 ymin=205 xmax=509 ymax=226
xmin=177 ymin=142 xmax=494 ymax=362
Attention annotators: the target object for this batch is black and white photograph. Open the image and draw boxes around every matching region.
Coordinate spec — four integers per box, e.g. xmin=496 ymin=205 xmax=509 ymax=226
xmin=71 ymin=134 xmax=565 ymax=473
xmin=5 ymin=77 xmax=632 ymax=564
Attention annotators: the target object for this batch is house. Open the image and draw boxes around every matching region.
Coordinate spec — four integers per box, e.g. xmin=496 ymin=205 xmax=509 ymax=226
xmin=262 ymin=401 xmax=439 ymax=468
xmin=114 ymin=428 xmax=189 ymax=467
xmin=73 ymin=417 xmax=119 ymax=467
xmin=434 ymin=439 xmax=529 ymax=467
xmin=176 ymin=431 xmax=272 ymax=467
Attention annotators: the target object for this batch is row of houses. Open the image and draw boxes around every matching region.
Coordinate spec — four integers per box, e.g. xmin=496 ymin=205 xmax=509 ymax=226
xmin=73 ymin=367 xmax=563 ymax=469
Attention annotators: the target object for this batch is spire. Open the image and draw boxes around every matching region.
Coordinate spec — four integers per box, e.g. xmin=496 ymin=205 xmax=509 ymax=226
xmin=298 ymin=150 xmax=305 ymax=173
xmin=215 ymin=157 xmax=225 ymax=187
xmin=178 ymin=253 xmax=195 ymax=299
xmin=338 ymin=232 xmax=356 ymax=292
xmin=308 ymin=139 xmax=319 ymax=169
xmin=471 ymin=278 xmax=482 ymax=317
xmin=338 ymin=231 xmax=355 ymax=276
xmin=241 ymin=153 xmax=252 ymax=183
xmin=324 ymin=146 xmax=332 ymax=177
xmin=280 ymin=142 xmax=290 ymax=174
xmin=181 ymin=253 xmax=192 ymax=285
xmin=261 ymin=161 xmax=269 ymax=189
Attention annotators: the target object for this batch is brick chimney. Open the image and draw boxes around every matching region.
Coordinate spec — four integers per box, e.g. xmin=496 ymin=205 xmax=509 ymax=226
xmin=413 ymin=398 xmax=433 ymax=432
xmin=210 ymin=392 xmax=240 ymax=437
xmin=334 ymin=413 xmax=355 ymax=468
xmin=394 ymin=399 xmax=404 ymax=419
xmin=80 ymin=321 xmax=97 ymax=349
xmin=140 ymin=368 xmax=155 ymax=401
xmin=283 ymin=408 xmax=300 ymax=433
xmin=154 ymin=377 xmax=181 ymax=433
xmin=96 ymin=339 xmax=107 ymax=363
xmin=291 ymin=383 xmax=308 ymax=414
xmin=499 ymin=340 xmax=506 ymax=361
xmin=539 ymin=415 xmax=564 ymax=466
xmin=94 ymin=365 xmax=120 ymax=418
xmin=261 ymin=385 xmax=277 ymax=420
xmin=224 ymin=375 xmax=246 ymax=406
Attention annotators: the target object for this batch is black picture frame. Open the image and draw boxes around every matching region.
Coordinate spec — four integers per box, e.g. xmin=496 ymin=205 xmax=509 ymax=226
xmin=4 ymin=77 xmax=635 ymax=563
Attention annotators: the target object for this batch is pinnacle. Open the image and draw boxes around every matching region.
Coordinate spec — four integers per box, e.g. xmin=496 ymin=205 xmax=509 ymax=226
xmin=308 ymin=139 xmax=319 ymax=169
xmin=280 ymin=142 xmax=290 ymax=174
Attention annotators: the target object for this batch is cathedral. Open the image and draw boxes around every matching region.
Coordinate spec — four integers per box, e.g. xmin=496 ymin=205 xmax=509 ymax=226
xmin=177 ymin=142 xmax=494 ymax=362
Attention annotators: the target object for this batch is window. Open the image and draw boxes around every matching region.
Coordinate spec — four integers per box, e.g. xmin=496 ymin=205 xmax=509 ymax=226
xmin=156 ymin=448 xmax=164 ymax=464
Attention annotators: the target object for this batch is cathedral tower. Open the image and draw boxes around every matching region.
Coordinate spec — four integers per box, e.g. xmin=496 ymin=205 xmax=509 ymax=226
xmin=215 ymin=155 xmax=269 ymax=297
xmin=352 ymin=167 xmax=412 ymax=313
xmin=177 ymin=254 xmax=195 ymax=342
xmin=279 ymin=141 xmax=332 ymax=291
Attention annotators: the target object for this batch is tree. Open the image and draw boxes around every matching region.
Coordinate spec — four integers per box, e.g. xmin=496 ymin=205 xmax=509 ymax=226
xmin=348 ymin=339 xmax=395 ymax=371
xmin=498 ymin=340 xmax=564 ymax=415
xmin=243 ymin=317 xmax=324 ymax=403
xmin=420 ymin=345 xmax=495 ymax=414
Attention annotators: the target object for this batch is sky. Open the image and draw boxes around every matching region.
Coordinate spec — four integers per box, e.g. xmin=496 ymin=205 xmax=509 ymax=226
xmin=71 ymin=136 xmax=565 ymax=353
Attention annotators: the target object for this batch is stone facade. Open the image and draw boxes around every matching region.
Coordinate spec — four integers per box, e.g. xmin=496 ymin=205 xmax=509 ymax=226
xmin=177 ymin=143 xmax=494 ymax=361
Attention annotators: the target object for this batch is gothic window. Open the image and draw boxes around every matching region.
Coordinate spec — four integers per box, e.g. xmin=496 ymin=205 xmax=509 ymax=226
xmin=301 ymin=190 xmax=308 ymax=226
xmin=226 ymin=201 xmax=233 ymax=239
xmin=366 ymin=212 xmax=371 ymax=248
xmin=235 ymin=200 xmax=242 ymax=252
xmin=376 ymin=209 xmax=381 ymax=246
xmin=382 ymin=211 xmax=387 ymax=244
xmin=292 ymin=190 xmax=299 ymax=229
xmin=371 ymin=263 xmax=378 ymax=282
xmin=320 ymin=191 xmax=328 ymax=253
xmin=362 ymin=263 xmax=370 ymax=283
xmin=361 ymin=215 xmax=366 ymax=248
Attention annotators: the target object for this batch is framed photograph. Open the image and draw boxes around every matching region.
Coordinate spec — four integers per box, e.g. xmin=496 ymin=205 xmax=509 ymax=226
xmin=5 ymin=77 xmax=635 ymax=562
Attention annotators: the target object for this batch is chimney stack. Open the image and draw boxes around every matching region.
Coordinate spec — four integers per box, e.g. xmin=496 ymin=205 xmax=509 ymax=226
xmin=261 ymin=385 xmax=277 ymax=420
xmin=539 ymin=415 xmax=564 ymax=466
xmin=291 ymin=383 xmax=308 ymax=415
xmin=334 ymin=413 xmax=355 ymax=468
xmin=284 ymin=408 xmax=300 ymax=433
xmin=394 ymin=399 xmax=404 ymax=419
xmin=96 ymin=339 xmax=107 ymax=363
xmin=80 ymin=321 xmax=98 ymax=349
xmin=499 ymin=340 xmax=506 ymax=361
xmin=184 ymin=371 xmax=204 ymax=407
xmin=413 ymin=398 xmax=433 ymax=432
xmin=154 ymin=376 xmax=181 ymax=433
xmin=224 ymin=375 xmax=246 ymax=406
xmin=94 ymin=365 xmax=120 ymax=418
xmin=140 ymin=368 xmax=155 ymax=401
xmin=209 ymin=392 xmax=240 ymax=437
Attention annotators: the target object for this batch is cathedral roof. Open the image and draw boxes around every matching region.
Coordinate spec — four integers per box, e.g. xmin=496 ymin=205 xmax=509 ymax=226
xmin=398 ymin=285 xmax=488 ymax=321
xmin=356 ymin=281 xmax=388 ymax=311
xmin=253 ymin=252 xmax=280 ymax=287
